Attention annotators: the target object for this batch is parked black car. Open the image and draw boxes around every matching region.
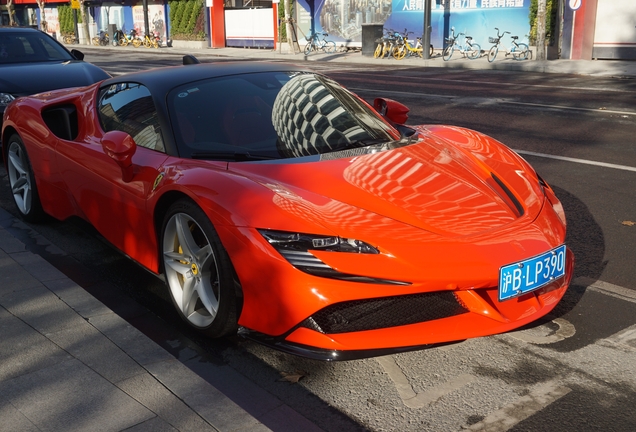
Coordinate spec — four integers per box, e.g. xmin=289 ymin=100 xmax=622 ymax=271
xmin=0 ymin=27 xmax=110 ymax=131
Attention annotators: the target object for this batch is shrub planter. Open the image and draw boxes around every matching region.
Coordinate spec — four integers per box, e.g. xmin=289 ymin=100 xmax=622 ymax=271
xmin=171 ymin=39 xmax=208 ymax=49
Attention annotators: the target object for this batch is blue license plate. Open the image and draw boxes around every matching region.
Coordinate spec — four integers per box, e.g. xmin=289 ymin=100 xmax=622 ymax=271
xmin=499 ymin=245 xmax=567 ymax=302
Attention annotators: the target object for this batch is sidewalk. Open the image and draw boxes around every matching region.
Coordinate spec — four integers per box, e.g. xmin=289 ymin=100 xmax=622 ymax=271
xmin=0 ymin=206 xmax=270 ymax=432
xmin=81 ymin=43 xmax=636 ymax=79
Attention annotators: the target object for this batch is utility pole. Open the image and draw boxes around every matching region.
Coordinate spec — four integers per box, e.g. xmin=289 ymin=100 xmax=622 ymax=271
xmin=536 ymin=0 xmax=547 ymax=60
xmin=422 ymin=0 xmax=432 ymax=60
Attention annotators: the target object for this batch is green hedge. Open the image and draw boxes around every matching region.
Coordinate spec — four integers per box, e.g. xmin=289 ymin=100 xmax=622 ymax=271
xmin=529 ymin=0 xmax=558 ymax=45
xmin=169 ymin=0 xmax=205 ymax=40
xmin=58 ymin=5 xmax=82 ymax=35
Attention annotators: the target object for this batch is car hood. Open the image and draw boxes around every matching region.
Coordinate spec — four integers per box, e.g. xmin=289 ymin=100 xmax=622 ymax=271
xmin=228 ymin=127 xmax=544 ymax=238
xmin=0 ymin=61 xmax=109 ymax=97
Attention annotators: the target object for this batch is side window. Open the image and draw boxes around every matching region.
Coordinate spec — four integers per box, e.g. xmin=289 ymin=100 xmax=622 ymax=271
xmin=97 ymin=82 xmax=165 ymax=152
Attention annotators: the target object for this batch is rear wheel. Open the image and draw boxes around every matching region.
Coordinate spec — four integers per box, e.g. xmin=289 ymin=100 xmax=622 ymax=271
xmin=118 ymin=37 xmax=127 ymax=47
xmin=132 ymin=37 xmax=142 ymax=48
xmin=513 ymin=43 xmax=529 ymax=60
xmin=467 ymin=43 xmax=481 ymax=59
xmin=442 ymin=45 xmax=453 ymax=61
xmin=323 ymin=41 xmax=336 ymax=53
xmin=6 ymin=135 xmax=45 ymax=222
xmin=161 ymin=199 xmax=238 ymax=337
xmin=488 ymin=46 xmax=498 ymax=62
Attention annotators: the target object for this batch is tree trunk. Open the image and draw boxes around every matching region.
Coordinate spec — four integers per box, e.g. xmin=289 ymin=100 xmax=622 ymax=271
xmin=80 ymin=1 xmax=91 ymax=45
xmin=536 ymin=0 xmax=547 ymax=60
xmin=284 ymin=0 xmax=296 ymax=54
xmin=7 ymin=0 xmax=15 ymax=26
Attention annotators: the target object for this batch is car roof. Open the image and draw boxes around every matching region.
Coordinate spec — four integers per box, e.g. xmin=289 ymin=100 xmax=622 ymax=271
xmin=0 ymin=27 xmax=41 ymax=34
xmin=101 ymin=61 xmax=311 ymax=95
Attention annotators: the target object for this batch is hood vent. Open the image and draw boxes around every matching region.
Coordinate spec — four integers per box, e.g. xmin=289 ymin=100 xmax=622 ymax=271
xmin=490 ymin=173 xmax=524 ymax=217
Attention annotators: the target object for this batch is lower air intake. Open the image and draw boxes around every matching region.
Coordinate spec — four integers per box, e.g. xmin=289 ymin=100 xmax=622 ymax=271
xmin=302 ymin=291 xmax=469 ymax=334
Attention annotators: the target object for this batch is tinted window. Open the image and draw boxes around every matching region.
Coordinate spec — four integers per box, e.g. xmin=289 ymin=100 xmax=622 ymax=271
xmin=98 ymin=83 xmax=165 ymax=152
xmin=167 ymin=72 xmax=400 ymax=160
xmin=0 ymin=31 xmax=71 ymax=64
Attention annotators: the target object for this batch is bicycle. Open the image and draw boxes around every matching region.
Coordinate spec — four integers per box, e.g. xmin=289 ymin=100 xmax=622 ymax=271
xmin=112 ymin=29 xmax=142 ymax=48
xmin=62 ymin=34 xmax=77 ymax=44
xmin=487 ymin=28 xmax=529 ymax=62
xmin=91 ymin=31 xmax=110 ymax=47
xmin=142 ymin=33 xmax=160 ymax=49
xmin=373 ymin=29 xmax=401 ymax=59
xmin=393 ymin=29 xmax=435 ymax=59
xmin=304 ymin=32 xmax=336 ymax=55
xmin=442 ymin=27 xmax=481 ymax=61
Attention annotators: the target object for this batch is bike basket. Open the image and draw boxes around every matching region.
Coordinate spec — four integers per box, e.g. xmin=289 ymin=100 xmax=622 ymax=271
xmin=489 ymin=37 xmax=498 ymax=44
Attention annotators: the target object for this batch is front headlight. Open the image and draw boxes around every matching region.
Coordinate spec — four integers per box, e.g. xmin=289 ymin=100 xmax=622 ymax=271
xmin=258 ymin=229 xmax=379 ymax=254
xmin=258 ymin=229 xmax=408 ymax=285
xmin=0 ymin=93 xmax=16 ymax=107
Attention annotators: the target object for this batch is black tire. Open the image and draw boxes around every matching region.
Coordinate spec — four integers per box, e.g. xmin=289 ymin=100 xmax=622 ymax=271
xmin=304 ymin=43 xmax=313 ymax=56
xmin=488 ymin=46 xmax=498 ymax=62
xmin=161 ymin=199 xmax=238 ymax=337
xmin=429 ymin=44 xmax=434 ymax=58
xmin=442 ymin=45 xmax=453 ymax=61
xmin=5 ymin=134 xmax=45 ymax=223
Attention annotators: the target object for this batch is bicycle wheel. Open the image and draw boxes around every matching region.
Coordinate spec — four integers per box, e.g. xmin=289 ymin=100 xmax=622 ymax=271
xmin=324 ymin=41 xmax=336 ymax=54
xmin=153 ymin=39 xmax=159 ymax=49
xmin=513 ymin=43 xmax=529 ymax=60
xmin=467 ymin=43 xmax=481 ymax=60
xmin=118 ymin=37 xmax=127 ymax=47
xmin=429 ymin=44 xmax=434 ymax=57
xmin=442 ymin=45 xmax=453 ymax=61
xmin=393 ymin=45 xmax=406 ymax=60
xmin=373 ymin=43 xmax=383 ymax=59
xmin=488 ymin=46 xmax=498 ymax=62
xmin=92 ymin=36 xmax=100 ymax=46
xmin=304 ymin=43 xmax=313 ymax=56
xmin=132 ymin=37 xmax=142 ymax=48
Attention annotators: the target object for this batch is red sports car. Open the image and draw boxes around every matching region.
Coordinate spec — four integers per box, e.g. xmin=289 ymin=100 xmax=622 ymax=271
xmin=1 ymin=58 xmax=573 ymax=360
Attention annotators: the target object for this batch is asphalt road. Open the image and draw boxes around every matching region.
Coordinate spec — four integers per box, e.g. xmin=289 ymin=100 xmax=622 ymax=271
xmin=1 ymin=49 xmax=635 ymax=431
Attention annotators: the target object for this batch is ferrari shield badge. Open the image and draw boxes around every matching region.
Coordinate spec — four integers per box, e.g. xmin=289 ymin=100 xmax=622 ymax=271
xmin=152 ymin=172 xmax=165 ymax=191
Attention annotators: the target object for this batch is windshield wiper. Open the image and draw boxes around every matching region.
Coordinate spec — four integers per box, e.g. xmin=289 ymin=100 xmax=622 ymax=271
xmin=190 ymin=151 xmax=276 ymax=161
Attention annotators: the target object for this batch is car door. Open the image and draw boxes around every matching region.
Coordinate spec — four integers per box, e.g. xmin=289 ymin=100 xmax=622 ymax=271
xmin=55 ymin=82 xmax=169 ymax=269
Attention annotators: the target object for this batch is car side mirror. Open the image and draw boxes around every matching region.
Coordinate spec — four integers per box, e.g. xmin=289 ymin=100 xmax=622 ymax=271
xmin=70 ymin=49 xmax=84 ymax=60
xmin=373 ymin=98 xmax=410 ymax=124
xmin=101 ymin=130 xmax=137 ymax=182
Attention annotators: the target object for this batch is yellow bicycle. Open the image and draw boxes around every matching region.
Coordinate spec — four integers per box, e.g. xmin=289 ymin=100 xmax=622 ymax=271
xmin=142 ymin=33 xmax=160 ymax=49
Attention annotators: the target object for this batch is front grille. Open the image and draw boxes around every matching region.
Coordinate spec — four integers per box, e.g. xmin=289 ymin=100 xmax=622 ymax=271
xmin=301 ymin=291 xmax=469 ymax=334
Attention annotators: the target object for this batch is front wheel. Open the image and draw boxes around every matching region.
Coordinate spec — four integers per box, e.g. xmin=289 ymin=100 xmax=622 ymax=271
xmin=513 ymin=43 xmax=529 ymax=60
xmin=6 ymin=135 xmax=45 ymax=222
xmin=393 ymin=45 xmax=407 ymax=60
xmin=429 ymin=44 xmax=434 ymax=57
xmin=488 ymin=46 xmax=498 ymax=62
xmin=162 ymin=199 xmax=238 ymax=337
xmin=132 ymin=37 xmax=142 ymax=48
xmin=442 ymin=45 xmax=453 ymax=61
xmin=373 ymin=43 xmax=383 ymax=59
xmin=467 ymin=43 xmax=481 ymax=60
xmin=304 ymin=43 xmax=313 ymax=55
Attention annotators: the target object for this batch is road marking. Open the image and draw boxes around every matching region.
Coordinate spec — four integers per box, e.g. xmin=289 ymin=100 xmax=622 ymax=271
xmin=466 ymin=380 xmax=571 ymax=431
xmin=507 ymin=317 xmax=576 ymax=344
xmin=574 ymin=277 xmax=636 ymax=303
xmin=514 ymin=150 xmax=636 ymax=173
xmin=350 ymin=87 xmax=636 ymax=117
xmin=604 ymin=324 xmax=636 ymax=351
xmin=377 ymin=356 xmax=476 ymax=408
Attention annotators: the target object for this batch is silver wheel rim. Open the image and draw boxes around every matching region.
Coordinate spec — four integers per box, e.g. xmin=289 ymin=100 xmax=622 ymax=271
xmin=163 ymin=213 xmax=220 ymax=328
xmin=7 ymin=141 xmax=32 ymax=215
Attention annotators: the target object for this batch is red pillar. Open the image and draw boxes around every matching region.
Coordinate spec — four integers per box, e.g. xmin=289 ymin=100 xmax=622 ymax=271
xmin=273 ymin=3 xmax=278 ymax=47
xmin=570 ymin=0 xmax=598 ymax=59
xmin=209 ymin=0 xmax=225 ymax=48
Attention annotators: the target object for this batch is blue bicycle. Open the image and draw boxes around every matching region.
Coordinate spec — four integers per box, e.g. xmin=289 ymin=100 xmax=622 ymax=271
xmin=304 ymin=32 xmax=336 ymax=55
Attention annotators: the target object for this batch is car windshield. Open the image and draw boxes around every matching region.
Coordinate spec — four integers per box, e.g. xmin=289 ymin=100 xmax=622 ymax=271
xmin=0 ymin=31 xmax=72 ymax=65
xmin=168 ymin=72 xmax=404 ymax=161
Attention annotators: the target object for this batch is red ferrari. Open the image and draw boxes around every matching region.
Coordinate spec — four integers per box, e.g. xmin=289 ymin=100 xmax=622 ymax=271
xmin=1 ymin=58 xmax=573 ymax=360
